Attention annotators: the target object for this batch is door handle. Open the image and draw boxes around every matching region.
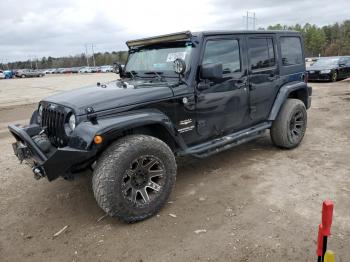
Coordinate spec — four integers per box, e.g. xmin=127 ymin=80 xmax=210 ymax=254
xmin=236 ymin=80 xmax=247 ymax=88
xmin=249 ymin=83 xmax=256 ymax=90
xmin=268 ymin=73 xmax=278 ymax=80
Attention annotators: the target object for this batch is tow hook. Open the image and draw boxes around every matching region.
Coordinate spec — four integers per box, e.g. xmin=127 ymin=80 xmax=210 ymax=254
xmin=33 ymin=166 xmax=44 ymax=180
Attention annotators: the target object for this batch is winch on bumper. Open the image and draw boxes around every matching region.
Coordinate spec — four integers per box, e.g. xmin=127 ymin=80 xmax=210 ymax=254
xmin=8 ymin=124 xmax=96 ymax=181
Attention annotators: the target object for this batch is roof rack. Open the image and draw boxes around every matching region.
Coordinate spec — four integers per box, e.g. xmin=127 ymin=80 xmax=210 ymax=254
xmin=126 ymin=31 xmax=192 ymax=48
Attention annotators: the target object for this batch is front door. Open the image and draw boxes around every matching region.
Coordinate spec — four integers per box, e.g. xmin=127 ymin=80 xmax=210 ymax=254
xmin=247 ymin=35 xmax=279 ymax=123
xmin=195 ymin=36 xmax=249 ymax=142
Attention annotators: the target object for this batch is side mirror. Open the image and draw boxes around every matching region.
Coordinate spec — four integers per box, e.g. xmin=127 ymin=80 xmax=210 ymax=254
xmin=113 ymin=62 xmax=123 ymax=74
xmin=200 ymin=63 xmax=223 ymax=79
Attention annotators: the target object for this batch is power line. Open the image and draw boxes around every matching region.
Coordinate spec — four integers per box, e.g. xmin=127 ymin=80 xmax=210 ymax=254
xmin=91 ymin=44 xmax=96 ymax=67
xmin=84 ymin=43 xmax=96 ymax=67
xmin=84 ymin=44 xmax=90 ymax=67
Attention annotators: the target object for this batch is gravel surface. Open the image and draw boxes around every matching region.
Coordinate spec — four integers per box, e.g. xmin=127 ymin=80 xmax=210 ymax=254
xmin=0 ymin=75 xmax=349 ymax=261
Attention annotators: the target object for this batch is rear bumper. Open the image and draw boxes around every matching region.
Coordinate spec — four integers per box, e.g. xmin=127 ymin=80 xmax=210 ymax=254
xmin=8 ymin=124 xmax=96 ymax=181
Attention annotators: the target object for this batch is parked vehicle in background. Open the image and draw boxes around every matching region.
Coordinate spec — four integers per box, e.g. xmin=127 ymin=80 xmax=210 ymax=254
xmin=61 ymin=68 xmax=73 ymax=74
xmin=305 ymin=57 xmax=319 ymax=67
xmin=52 ymin=68 xmax=62 ymax=74
xmin=90 ymin=66 xmax=99 ymax=73
xmin=42 ymin=69 xmax=56 ymax=74
xmin=8 ymin=30 xmax=312 ymax=223
xmin=79 ymin=66 xmax=93 ymax=73
xmin=3 ymin=70 xmax=15 ymax=79
xmin=100 ymin=65 xmax=114 ymax=72
xmin=71 ymin=67 xmax=81 ymax=73
xmin=0 ymin=70 xmax=5 ymax=79
xmin=15 ymin=69 xmax=44 ymax=78
xmin=307 ymin=56 xmax=350 ymax=82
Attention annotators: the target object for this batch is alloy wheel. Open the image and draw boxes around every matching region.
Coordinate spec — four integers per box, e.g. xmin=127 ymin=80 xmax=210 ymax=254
xmin=289 ymin=110 xmax=305 ymax=143
xmin=122 ymin=155 xmax=165 ymax=207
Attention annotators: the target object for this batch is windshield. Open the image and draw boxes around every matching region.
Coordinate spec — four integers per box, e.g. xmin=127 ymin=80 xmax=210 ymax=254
xmin=311 ymin=58 xmax=339 ymax=67
xmin=124 ymin=41 xmax=193 ymax=77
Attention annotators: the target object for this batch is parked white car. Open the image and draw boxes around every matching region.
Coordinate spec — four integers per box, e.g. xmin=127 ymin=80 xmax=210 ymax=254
xmin=100 ymin=65 xmax=114 ymax=72
xmin=0 ymin=70 xmax=5 ymax=79
xmin=79 ymin=67 xmax=93 ymax=73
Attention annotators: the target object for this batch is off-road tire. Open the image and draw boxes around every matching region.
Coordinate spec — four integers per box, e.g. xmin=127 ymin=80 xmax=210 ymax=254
xmin=92 ymin=135 xmax=177 ymax=223
xmin=270 ymin=98 xmax=307 ymax=149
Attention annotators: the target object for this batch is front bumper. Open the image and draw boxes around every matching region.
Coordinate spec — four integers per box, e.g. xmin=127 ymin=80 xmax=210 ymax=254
xmin=8 ymin=124 xmax=96 ymax=181
xmin=308 ymin=72 xmax=331 ymax=81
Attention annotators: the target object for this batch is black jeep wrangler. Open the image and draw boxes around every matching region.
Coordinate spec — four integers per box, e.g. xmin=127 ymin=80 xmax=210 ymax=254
xmin=9 ymin=30 xmax=311 ymax=222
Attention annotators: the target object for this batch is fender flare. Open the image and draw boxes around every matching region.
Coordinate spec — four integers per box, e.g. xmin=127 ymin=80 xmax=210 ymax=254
xmin=268 ymin=81 xmax=309 ymax=121
xmin=71 ymin=109 xmax=185 ymax=150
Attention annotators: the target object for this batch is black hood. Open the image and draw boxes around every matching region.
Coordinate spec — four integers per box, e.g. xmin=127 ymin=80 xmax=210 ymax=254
xmin=43 ymin=79 xmax=175 ymax=115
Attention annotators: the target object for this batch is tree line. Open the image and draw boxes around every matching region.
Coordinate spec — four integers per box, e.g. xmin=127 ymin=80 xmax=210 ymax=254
xmin=1 ymin=20 xmax=350 ymax=70
xmin=267 ymin=20 xmax=350 ymax=57
xmin=1 ymin=51 xmax=128 ymax=70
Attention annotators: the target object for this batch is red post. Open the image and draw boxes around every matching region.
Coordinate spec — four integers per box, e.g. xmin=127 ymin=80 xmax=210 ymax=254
xmin=322 ymin=201 xmax=334 ymax=236
xmin=317 ymin=224 xmax=323 ymax=261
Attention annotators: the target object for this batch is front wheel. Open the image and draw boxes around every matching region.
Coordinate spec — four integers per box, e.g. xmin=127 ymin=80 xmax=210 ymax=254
xmin=331 ymin=71 xmax=337 ymax=82
xmin=270 ymin=99 xmax=307 ymax=149
xmin=92 ymin=135 xmax=177 ymax=223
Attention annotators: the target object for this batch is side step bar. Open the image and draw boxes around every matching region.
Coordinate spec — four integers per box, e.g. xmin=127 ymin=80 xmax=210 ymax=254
xmin=181 ymin=122 xmax=271 ymax=158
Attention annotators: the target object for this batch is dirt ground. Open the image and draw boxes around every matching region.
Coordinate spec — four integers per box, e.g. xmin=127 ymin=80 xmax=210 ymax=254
xmin=0 ymin=75 xmax=349 ymax=261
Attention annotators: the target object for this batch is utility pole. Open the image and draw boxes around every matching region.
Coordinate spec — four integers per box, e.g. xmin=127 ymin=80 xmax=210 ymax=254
xmin=91 ymin=43 xmax=96 ymax=67
xmin=85 ymin=44 xmax=90 ymax=67
xmin=246 ymin=11 xmax=248 ymax=30
xmin=4 ymin=58 xmax=9 ymax=70
xmin=243 ymin=11 xmax=257 ymax=30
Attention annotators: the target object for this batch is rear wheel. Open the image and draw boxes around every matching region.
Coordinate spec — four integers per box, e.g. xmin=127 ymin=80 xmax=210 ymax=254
xmin=92 ymin=135 xmax=176 ymax=223
xmin=270 ymin=99 xmax=307 ymax=149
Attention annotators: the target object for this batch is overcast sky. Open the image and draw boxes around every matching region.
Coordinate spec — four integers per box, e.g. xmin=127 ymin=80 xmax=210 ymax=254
xmin=1 ymin=0 xmax=349 ymax=62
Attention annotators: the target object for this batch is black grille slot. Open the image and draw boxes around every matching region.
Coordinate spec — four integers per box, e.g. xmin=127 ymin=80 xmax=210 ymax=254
xmin=42 ymin=107 xmax=67 ymax=146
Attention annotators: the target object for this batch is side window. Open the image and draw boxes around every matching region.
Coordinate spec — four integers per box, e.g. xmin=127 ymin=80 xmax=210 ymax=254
xmin=248 ymin=38 xmax=275 ymax=70
xmin=202 ymin=39 xmax=241 ymax=74
xmin=280 ymin=37 xmax=303 ymax=66
xmin=340 ymin=57 xmax=350 ymax=66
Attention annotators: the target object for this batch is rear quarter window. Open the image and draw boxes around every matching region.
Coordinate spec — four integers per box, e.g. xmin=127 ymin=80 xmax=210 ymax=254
xmin=280 ymin=37 xmax=303 ymax=66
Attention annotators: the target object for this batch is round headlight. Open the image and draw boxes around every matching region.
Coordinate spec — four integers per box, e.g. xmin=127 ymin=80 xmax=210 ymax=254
xmin=37 ymin=105 xmax=43 ymax=124
xmin=68 ymin=114 xmax=76 ymax=131
xmin=173 ymin=58 xmax=186 ymax=75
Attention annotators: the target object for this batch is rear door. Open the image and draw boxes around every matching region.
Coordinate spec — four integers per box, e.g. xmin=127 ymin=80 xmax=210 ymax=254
xmin=247 ymin=35 xmax=279 ymax=123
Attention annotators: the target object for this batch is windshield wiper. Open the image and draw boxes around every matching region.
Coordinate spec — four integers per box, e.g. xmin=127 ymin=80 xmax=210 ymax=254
xmin=144 ymin=71 xmax=164 ymax=81
xmin=124 ymin=70 xmax=138 ymax=79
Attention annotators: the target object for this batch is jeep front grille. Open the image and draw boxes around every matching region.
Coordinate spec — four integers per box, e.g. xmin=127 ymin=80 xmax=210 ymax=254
xmin=42 ymin=107 xmax=68 ymax=146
